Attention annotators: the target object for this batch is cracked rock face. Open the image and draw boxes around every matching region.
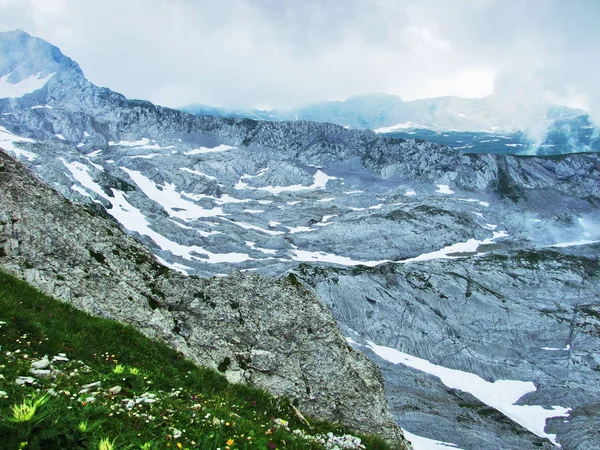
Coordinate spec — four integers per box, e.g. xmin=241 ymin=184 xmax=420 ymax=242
xmin=296 ymin=250 xmax=600 ymax=450
xmin=0 ymin=151 xmax=407 ymax=448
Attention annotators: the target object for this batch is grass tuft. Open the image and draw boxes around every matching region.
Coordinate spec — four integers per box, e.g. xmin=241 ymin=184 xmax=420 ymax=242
xmin=10 ymin=395 xmax=49 ymax=422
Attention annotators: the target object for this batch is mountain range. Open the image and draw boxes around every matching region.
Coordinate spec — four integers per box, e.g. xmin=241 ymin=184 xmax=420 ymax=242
xmin=183 ymin=93 xmax=599 ymax=156
xmin=1 ymin=29 xmax=600 ymax=449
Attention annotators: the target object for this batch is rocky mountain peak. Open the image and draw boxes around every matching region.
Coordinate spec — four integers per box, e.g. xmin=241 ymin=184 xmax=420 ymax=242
xmin=0 ymin=30 xmax=83 ymax=94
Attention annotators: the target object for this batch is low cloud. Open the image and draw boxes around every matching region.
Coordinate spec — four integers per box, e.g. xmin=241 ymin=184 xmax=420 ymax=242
xmin=0 ymin=0 xmax=598 ymax=128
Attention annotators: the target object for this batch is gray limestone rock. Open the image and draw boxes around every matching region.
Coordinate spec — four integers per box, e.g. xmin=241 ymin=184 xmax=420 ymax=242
xmin=30 ymin=368 xmax=52 ymax=379
xmin=295 ymin=250 xmax=600 ymax=449
xmin=30 ymin=355 xmax=50 ymax=369
xmin=15 ymin=376 xmax=35 ymax=385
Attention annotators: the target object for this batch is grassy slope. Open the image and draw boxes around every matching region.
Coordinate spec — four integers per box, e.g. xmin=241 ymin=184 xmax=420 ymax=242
xmin=0 ymin=271 xmax=391 ymax=450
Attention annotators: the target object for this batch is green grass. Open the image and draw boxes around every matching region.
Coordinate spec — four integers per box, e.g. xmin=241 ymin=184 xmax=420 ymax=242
xmin=0 ymin=271 xmax=391 ymax=450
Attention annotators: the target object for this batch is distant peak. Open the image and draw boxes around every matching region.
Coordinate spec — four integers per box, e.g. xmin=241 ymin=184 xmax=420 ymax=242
xmin=346 ymin=92 xmax=403 ymax=102
xmin=0 ymin=29 xmax=34 ymax=39
xmin=0 ymin=29 xmax=83 ymax=80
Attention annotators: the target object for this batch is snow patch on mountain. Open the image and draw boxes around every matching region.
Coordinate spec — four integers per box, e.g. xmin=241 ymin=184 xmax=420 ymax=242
xmin=245 ymin=241 xmax=278 ymax=255
xmin=402 ymin=429 xmax=463 ymax=450
xmin=109 ymin=138 xmax=151 ymax=147
xmin=62 ymin=159 xmax=252 ymax=264
xmin=365 ymin=341 xmax=571 ymax=445
xmin=184 ymin=144 xmax=236 ymax=155
xmin=235 ymin=169 xmax=337 ymax=194
xmin=0 ymin=72 xmax=55 ymax=98
xmin=550 ymin=239 xmax=600 ymax=248
xmin=290 ymin=231 xmax=508 ymax=268
xmin=180 ymin=167 xmax=218 ymax=180
xmin=436 ymin=185 xmax=455 ymax=195
xmin=375 ymin=122 xmax=428 ymax=133
xmin=122 ymin=168 xmax=225 ymax=220
xmin=0 ymin=126 xmax=36 ymax=160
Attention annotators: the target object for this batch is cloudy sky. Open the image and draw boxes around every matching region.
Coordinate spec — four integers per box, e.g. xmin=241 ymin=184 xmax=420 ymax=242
xmin=1 ymin=0 xmax=599 ymax=117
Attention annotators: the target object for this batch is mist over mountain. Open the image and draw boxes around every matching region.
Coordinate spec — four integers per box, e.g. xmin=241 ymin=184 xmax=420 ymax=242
xmin=183 ymin=93 xmax=598 ymax=156
xmin=1 ymin=29 xmax=600 ymax=450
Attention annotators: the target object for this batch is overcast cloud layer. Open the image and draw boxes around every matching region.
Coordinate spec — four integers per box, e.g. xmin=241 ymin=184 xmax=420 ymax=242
xmin=1 ymin=0 xmax=599 ymax=120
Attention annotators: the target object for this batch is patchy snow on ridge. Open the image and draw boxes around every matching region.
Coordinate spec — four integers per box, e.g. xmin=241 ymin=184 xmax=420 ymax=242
xmin=122 ymin=168 xmax=225 ymax=221
xmin=180 ymin=167 xmax=218 ymax=180
xmin=0 ymin=72 xmax=55 ymax=98
xmin=550 ymin=240 xmax=600 ymax=248
xmin=222 ymin=218 xmax=285 ymax=236
xmin=61 ymin=159 xmax=251 ymax=264
xmin=365 ymin=341 xmax=571 ymax=445
xmin=291 ymin=249 xmax=387 ymax=267
xmin=0 ymin=126 xmax=36 ymax=160
xmin=184 ymin=144 xmax=236 ymax=155
xmin=245 ymin=241 xmax=278 ymax=255
xmin=289 ymin=231 xmax=508 ymax=268
xmin=481 ymin=224 xmax=497 ymax=230
xmin=374 ymin=122 xmax=427 ymax=133
xmin=235 ymin=169 xmax=337 ymax=194
xmin=129 ymin=154 xmax=160 ymax=160
xmin=108 ymin=138 xmax=150 ymax=147
xmin=402 ymin=231 xmax=508 ymax=262
xmin=542 ymin=345 xmax=571 ymax=351
xmin=181 ymin=191 xmax=250 ymax=205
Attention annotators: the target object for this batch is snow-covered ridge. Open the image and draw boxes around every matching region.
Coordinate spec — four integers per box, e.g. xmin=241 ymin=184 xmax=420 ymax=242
xmin=375 ymin=122 xmax=428 ymax=133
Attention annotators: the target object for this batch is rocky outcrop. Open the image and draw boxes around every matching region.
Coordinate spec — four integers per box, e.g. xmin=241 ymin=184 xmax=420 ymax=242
xmin=0 ymin=150 xmax=408 ymax=448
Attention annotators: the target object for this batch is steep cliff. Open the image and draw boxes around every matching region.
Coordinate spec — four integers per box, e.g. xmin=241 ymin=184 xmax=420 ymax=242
xmin=295 ymin=250 xmax=600 ymax=449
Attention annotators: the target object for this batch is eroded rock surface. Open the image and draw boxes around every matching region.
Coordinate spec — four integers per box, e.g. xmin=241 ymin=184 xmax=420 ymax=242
xmin=296 ymin=250 xmax=600 ymax=449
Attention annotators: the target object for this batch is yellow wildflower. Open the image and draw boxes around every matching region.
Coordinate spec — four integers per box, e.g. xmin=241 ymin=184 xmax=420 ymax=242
xmin=226 ymin=439 xmax=235 ymax=446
